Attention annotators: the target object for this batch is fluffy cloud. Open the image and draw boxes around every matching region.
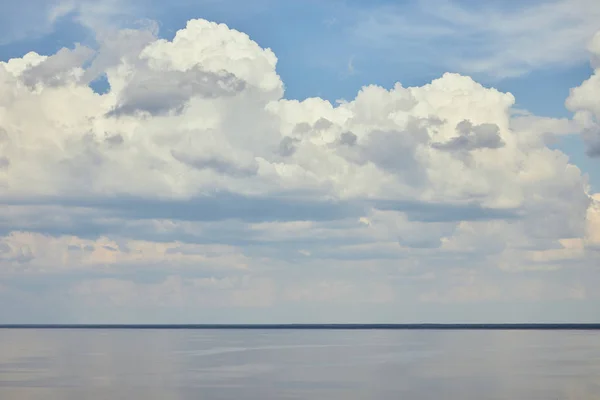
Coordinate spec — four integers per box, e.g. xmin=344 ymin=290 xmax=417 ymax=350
xmin=0 ymin=19 xmax=588 ymax=218
xmin=0 ymin=19 xmax=584 ymax=208
xmin=567 ymin=32 xmax=600 ymax=157
xmin=0 ymin=19 xmax=599 ymax=321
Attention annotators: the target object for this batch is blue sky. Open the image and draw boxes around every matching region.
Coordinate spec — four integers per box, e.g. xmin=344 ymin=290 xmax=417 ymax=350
xmin=0 ymin=0 xmax=599 ymax=323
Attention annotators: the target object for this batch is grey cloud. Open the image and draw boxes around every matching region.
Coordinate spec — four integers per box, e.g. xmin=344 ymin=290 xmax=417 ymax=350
xmin=0 ymin=198 xmax=365 ymax=248
xmin=0 ymin=242 xmax=10 ymax=255
xmin=339 ymin=132 xmax=357 ymax=146
xmin=0 ymin=193 xmax=522 ymax=244
xmin=105 ymin=134 xmax=124 ymax=146
xmin=110 ymin=67 xmax=246 ymax=116
xmin=171 ymin=150 xmax=258 ymax=177
xmin=359 ymin=126 xmax=429 ymax=186
xmin=0 ymin=208 xmax=122 ymax=239
xmin=397 ymin=222 xmax=456 ymax=249
xmin=374 ymin=199 xmax=521 ymax=222
xmin=291 ymin=118 xmax=332 ymax=136
xmin=82 ymin=29 xmax=157 ymax=85
xmin=582 ymin=127 xmax=600 ymax=158
xmin=0 ymin=204 xmax=369 ymax=255
xmin=278 ymin=136 xmax=299 ymax=157
xmin=0 ymin=128 xmax=9 ymax=142
xmin=313 ymin=118 xmax=333 ymax=130
xmin=67 ymin=244 xmax=95 ymax=252
xmin=56 ymin=134 xmax=106 ymax=187
xmin=519 ymin=197 xmax=590 ymax=241
xmin=104 ymin=195 xmax=518 ymax=225
xmin=587 ymin=144 xmax=600 ymax=158
xmin=0 ymin=157 xmax=9 ymax=169
xmin=0 ymin=242 xmax=34 ymax=264
xmin=362 ymin=130 xmax=420 ymax=170
xmin=398 ymin=236 xmax=442 ymax=249
xmin=2 ymin=193 xmax=362 ymax=225
xmin=0 ymin=195 xmax=527 ymax=266
xmin=293 ymin=122 xmax=311 ymax=134
xmin=103 ymin=194 xmax=360 ymax=223
xmin=22 ymin=45 xmax=95 ymax=88
xmin=432 ymin=120 xmax=505 ymax=152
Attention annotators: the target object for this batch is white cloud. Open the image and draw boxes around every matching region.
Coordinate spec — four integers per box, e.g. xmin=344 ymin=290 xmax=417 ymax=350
xmin=4 ymin=19 xmax=585 ymax=211
xmin=587 ymin=194 xmax=600 ymax=245
xmin=567 ymin=32 xmax=600 ymax=157
xmin=510 ymin=111 xmax=578 ymax=143
xmin=0 ymin=18 xmax=599 ymax=321
xmin=0 ymin=18 xmax=591 ymax=232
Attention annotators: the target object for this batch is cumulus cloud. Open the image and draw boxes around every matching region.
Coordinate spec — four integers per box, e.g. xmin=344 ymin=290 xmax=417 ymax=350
xmin=0 ymin=18 xmax=599 ymax=321
xmin=0 ymin=21 xmax=586 ymax=214
xmin=586 ymin=194 xmax=600 ymax=246
xmin=21 ymin=45 xmax=95 ymax=88
xmin=567 ymin=32 xmax=600 ymax=157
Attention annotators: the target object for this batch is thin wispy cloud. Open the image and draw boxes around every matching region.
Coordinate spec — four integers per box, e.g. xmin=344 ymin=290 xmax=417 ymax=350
xmin=352 ymin=0 xmax=600 ymax=78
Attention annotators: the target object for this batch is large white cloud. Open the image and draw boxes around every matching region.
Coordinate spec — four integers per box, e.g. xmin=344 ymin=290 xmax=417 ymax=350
xmin=567 ymin=32 xmax=600 ymax=157
xmin=0 ymin=19 xmax=599 ymax=321
xmin=0 ymin=20 xmax=589 ymax=208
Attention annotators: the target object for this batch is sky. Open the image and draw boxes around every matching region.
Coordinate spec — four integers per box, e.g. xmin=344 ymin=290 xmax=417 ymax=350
xmin=0 ymin=0 xmax=599 ymax=324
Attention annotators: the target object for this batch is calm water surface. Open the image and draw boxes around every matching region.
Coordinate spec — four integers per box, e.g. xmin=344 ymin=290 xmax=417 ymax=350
xmin=0 ymin=329 xmax=599 ymax=399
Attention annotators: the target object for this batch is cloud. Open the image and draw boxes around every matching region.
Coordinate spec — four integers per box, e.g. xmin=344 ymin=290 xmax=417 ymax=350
xmin=3 ymin=21 xmax=581 ymax=215
xmin=567 ymin=32 xmax=600 ymax=157
xmin=432 ymin=120 xmax=504 ymax=152
xmin=171 ymin=152 xmax=259 ymax=178
xmin=586 ymin=194 xmax=600 ymax=245
xmin=1 ymin=17 xmax=599 ymax=322
xmin=0 ymin=17 xmax=592 ymax=244
xmin=21 ymin=45 xmax=95 ymax=88
xmin=339 ymin=131 xmax=357 ymax=146
xmin=0 ymin=0 xmax=142 ymax=45
xmin=110 ymin=67 xmax=246 ymax=116
xmin=352 ymin=0 xmax=600 ymax=78
xmin=0 ymin=231 xmax=251 ymax=272
xmin=509 ymin=111 xmax=578 ymax=151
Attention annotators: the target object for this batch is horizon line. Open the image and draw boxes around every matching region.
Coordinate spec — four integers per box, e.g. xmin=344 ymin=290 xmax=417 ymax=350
xmin=1 ymin=323 xmax=600 ymax=330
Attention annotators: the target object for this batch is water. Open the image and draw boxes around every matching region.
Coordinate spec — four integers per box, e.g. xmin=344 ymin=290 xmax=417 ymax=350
xmin=0 ymin=329 xmax=599 ymax=399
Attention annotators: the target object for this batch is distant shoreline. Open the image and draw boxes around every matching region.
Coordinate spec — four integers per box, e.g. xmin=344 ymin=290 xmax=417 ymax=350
xmin=1 ymin=324 xmax=599 ymax=330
